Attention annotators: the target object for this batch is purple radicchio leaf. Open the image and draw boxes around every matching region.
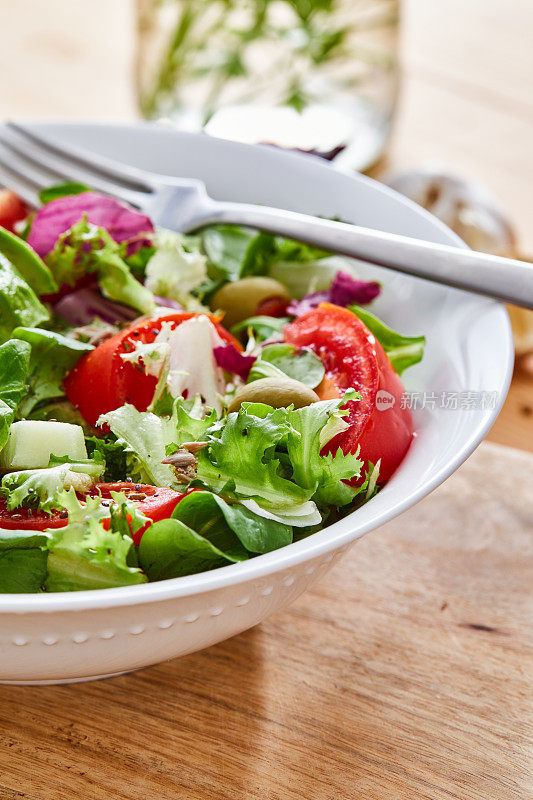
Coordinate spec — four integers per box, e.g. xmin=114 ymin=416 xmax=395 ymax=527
xmin=287 ymin=271 xmax=381 ymax=317
xmin=153 ymin=296 xmax=184 ymax=311
xmin=329 ymin=271 xmax=381 ymax=306
xmin=28 ymin=191 xmax=154 ymax=257
xmin=53 ymin=286 xmax=139 ymax=326
xmin=213 ymin=345 xmax=256 ymax=381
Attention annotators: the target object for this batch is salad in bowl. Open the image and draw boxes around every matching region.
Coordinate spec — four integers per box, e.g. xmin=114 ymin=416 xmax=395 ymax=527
xmin=0 ymin=185 xmax=425 ymax=594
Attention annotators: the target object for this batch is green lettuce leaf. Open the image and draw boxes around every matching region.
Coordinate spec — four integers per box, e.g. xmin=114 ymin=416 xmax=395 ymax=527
xmin=100 ymin=399 xmax=217 ymax=488
xmin=0 ymin=225 xmax=57 ymax=294
xmin=38 ymin=182 xmax=90 ymax=205
xmin=0 ymin=453 xmax=104 ymax=512
xmin=46 ymin=217 xmax=155 ymax=314
xmin=145 ymin=229 xmax=207 ymax=301
xmin=348 ymin=305 xmax=425 ymax=375
xmin=98 ymin=404 xmax=177 ymax=487
xmin=197 ymin=403 xmax=309 ymax=509
xmin=45 ymin=490 xmax=146 ymax=592
xmin=0 ymin=338 xmax=31 ymax=450
xmin=0 ymin=253 xmax=50 ymax=340
xmin=11 ymin=327 xmax=93 ymax=417
xmin=286 ymin=394 xmax=364 ymax=507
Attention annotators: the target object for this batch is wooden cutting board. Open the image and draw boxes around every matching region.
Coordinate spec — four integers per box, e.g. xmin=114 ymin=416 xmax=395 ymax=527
xmin=0 ymin=441 xmax=531 ymax=800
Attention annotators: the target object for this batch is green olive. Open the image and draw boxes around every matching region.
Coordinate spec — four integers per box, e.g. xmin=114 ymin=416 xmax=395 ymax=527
xmin=211 ymin=277 xmax=290 ymax=328
xmin=228 ymin=377 xmax=319 ymax=413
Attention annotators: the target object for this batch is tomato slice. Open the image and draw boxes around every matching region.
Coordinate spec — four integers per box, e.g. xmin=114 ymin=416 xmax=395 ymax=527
xmin=64 ymin=312 xmax=241 ymax=427
xmin=283 ymin=303 xmax=413 ymax=482
xmin=0 ymin=498 xmax=67 ymax=531
xmin=92 ymin=482 xmax=183 ymax=545
xmin=0 ymin=191 xmax=28 ymax=233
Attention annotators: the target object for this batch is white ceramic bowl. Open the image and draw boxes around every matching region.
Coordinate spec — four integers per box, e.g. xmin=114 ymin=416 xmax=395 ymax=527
xmin=0 ymin=122 xmax=513 ymax=684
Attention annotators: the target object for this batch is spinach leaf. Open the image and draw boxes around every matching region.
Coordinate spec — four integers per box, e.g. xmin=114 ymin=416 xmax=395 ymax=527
xmin=202 ymin=225 xmax=259 ymax=281
xmin=249 ymin=343 xmax=325 ymax=388
xmin=348 ymin=305 xmax=425 ymax=375
xmin=0 ymin=548 xmax=48 ymax=593
xmin=138 ymin=517 xmax=246 ymax=581
xmin=172 ymin=490 xmax=292 ymax=554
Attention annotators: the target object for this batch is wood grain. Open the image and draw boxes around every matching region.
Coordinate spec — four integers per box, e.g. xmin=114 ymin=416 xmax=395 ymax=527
xmin=0 ymin=442 xmax=531 ymax=800
xmin=0 ymin=11 xmax=532 ymax=795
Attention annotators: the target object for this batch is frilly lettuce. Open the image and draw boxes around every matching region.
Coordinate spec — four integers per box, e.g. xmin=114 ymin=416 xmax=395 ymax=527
xmin=145 ymin=230 xmax=207 ymax=303
xmin=45 ymin=218 xmax=155 ymax=314
xmin=45 ymin=489 xmax=147 ymax=592
xmin=0 ymin=453 xmax=104 ymax=512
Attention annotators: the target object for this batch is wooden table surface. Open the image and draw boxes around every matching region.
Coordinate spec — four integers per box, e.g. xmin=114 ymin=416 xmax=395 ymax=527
xmin=0 ymin=442 xmax=531 ymax=799
xmin=0 ymin=3 xmax=532 ymax=797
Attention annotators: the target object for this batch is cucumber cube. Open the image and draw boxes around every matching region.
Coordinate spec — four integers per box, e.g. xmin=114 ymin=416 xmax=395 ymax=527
xmin=0 ymin=420 xmax=87 ymax=470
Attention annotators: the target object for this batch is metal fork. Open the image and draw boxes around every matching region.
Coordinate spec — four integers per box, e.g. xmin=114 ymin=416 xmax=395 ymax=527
xmin=1 ymin=121 xmax=532 ymax=309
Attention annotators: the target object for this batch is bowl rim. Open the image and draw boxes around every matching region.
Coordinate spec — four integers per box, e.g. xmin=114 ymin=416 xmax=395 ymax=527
xmin=0 ymin=121 xmax=514 ymax=613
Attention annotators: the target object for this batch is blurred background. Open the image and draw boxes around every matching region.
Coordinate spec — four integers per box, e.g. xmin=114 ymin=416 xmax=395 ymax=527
xmin=1 ymin=0 xmax=532 ymax=449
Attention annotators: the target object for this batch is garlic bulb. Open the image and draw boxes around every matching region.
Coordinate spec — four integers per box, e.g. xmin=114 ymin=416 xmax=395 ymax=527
xmin=387 ymin=164 xmax=516 ymax=256
xmin=388 ymin=165 xmax=533 ymax=355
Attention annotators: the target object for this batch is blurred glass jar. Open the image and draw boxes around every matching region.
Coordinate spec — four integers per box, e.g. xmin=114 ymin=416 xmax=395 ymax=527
xmin=136 ymin=0 xmax=400 ymax=171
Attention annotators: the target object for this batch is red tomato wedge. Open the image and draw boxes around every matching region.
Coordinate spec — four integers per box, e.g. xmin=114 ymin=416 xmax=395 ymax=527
xmin=283 ymin=303 xmax=413 ymax=482
xmin=0 ymin=499 xmax=68 ymax=531
xmin=92 ymin=483 xmax=183 ymax=545
xmin=64 ymin=312 xmax=241 ymax=427
xmin=0 ymin=190 xmax=28 ymax=233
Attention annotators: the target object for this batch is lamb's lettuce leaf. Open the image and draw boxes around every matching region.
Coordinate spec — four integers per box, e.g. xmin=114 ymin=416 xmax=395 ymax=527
xmin=248 ymin=343 xmax=325 ymax=389
xmin=348 ymin=305 xmax=425 ymax=375
xmin=231 ymin=315 xmax=290 ymax=343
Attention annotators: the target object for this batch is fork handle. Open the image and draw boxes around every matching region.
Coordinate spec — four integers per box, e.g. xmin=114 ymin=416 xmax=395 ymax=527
xmin=196 ymin=201 xmax=533 ymax=309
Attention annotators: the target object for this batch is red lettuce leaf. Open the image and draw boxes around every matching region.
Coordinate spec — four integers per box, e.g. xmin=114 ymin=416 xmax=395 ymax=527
xmin=287 ymin=271 xmax=380 ymax=316
xmin=28 ymin=191 xmax=154 ymax=257
xmin=213 ymin=345 xmax=256 ymax=381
